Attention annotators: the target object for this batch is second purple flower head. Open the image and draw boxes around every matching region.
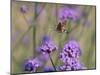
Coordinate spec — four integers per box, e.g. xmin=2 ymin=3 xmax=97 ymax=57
xmin=63 ymin=40 xmax=81 ymax=58
xmin=38 ymin=36 xmax=57 ymax=54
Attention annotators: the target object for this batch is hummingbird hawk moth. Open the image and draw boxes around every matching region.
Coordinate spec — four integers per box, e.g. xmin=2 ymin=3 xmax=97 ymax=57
xmin=56 ymin=21 xmax=67 ymax=33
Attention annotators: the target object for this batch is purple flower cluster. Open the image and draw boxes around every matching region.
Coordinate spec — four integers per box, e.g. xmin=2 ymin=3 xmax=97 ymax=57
xmin=63 ymin=40 xmax=81 ymax=58
xmin=20 ymin=5 xmax=28 ymax=13
xmin=58 ymin=6 xmax=82 ymax=22
xmin=24 ymin=58 xmax=42 ymax=72
xmin=59 ymin=40 xmax=85 ymax=71
xmin=38 ymin=36 xmax=57 ymax=54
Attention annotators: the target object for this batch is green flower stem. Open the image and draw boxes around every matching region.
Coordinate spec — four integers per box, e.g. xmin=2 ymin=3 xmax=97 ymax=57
xmin=33 ymin=4 xmax=38 ymax=57
xmin=22 ymin=13 xmax=29 ymax=25
xmin=48 ymin=53 xmax=56 ymax=71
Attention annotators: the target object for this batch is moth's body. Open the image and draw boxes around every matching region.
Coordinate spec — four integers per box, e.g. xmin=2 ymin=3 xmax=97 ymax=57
xmin=56 ymin=21 xmax=66 ymax=33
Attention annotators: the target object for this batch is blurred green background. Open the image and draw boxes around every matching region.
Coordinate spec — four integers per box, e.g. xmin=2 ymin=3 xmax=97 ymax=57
xmin=11 ymin=1 xmax=96 ymax=74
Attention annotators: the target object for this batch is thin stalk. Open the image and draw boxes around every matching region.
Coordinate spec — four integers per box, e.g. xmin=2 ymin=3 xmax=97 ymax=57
xmin=33 ymin=4 xmax=37 ymax=57
xmin=48 ymin=53 xmax=56 ymax=71
xmin=22 ymin=13 xmax=29 ymax=25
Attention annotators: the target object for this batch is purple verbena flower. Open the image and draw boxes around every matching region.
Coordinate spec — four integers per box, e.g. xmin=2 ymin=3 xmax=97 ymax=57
xmin=38 ymin=36 xmax=57 ymax=54
xmin=58 ymin=6 xmax=82 ymax=22
xmin=24 ymin=58 xmax=42 ymax=72
xmin=63 ymin=40 xmax=81 ymax=58
xmin=59 ymin=40 xmax=85 ymax=71
xmin=20 ymin=5 xmax=28 ymax=13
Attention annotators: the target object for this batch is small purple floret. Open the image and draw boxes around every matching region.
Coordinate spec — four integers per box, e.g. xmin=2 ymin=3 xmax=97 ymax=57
xmin=39 ymin=36 xmax=57 ymax=54
xmin=20 ymin=5 xmax=28 ymax=13
xmin=24 ymin=58 xmax=42 ymax=72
